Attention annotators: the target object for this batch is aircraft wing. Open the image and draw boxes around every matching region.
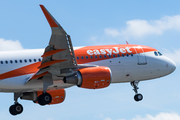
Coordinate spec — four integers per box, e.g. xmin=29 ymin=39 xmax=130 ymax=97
xmin=27 ymin=5 xmax=77 ymax=83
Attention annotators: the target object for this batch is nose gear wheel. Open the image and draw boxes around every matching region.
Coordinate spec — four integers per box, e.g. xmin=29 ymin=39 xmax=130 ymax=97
xmin=131 ymin=81 xmax=143 ymax=102
xmin=134 ymin=94 xmax=143 ymax=101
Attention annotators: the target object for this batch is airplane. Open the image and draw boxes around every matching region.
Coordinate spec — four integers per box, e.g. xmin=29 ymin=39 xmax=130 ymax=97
xmin=0 ymin=5 xmax=176 ymax=116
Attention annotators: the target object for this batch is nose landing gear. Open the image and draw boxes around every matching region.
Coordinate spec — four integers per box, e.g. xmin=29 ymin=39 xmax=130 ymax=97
xmin=131 ymin=81 xmax=143 ymax=102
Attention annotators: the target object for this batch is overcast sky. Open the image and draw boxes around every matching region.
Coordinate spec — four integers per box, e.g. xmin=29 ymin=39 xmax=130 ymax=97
xmin=0 ymin=1 xmax=180 ymax=120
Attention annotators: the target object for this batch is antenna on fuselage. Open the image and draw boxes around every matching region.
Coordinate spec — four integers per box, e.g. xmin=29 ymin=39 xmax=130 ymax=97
xmin=126 ymin=41 xmax=129 ymax=44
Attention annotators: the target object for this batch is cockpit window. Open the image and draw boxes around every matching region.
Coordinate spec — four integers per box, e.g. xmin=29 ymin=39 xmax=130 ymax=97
xmin=158 ymin=51 xmax=162 ymax=56
xmin=154 ymin=51 xmax=158 ymax=56
xmin=154 ymin=51 xmax=163 ymax=56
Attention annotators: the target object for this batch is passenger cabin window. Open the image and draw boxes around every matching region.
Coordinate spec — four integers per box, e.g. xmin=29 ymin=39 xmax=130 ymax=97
xmin=99 ymin=55 xmax=102 ymax=58
xmin=10 ymin=60 xmax=13 ymax=64
xmin=24 ymin=59 xmax=27 ymax=63
xmin=19 ymin=60 xmax=22 ymax=63
xmin=86 ymin=56 xmax=88 ymax=59
xmin=5 ymin=61 xmax=8 ymax=64
xmin=131 ymin=53 xmax=133 ymax=57
xmin=118 ymin=54 xmax=120 ymax=57
xmin=113 ymin=55 xmax=115 ymax=57
xmin=38 ymin=59 xmax=41 ymax=62
xmin=81 ymin=56 xmax=84 ymax=59
xmin=126 ymin=54 xmax=129 ymax=57
xmin=122 ymin=54 xmax=124 ymax=57
xmin=29 ymin=59 xmax=32 ymax=62
xmin=77 ymin=57 xmax=79 ymax=60
xmin=95 ymin=56 xmax=97 ymax=59
xmin=1 ymin=61 xmax=3 ymax=64
xmin=34 ymin=59 xmax=36 ymax=62
xmin=90 ymin=56 xmax=93 ymax=59
xmin=104 ymin=55 xmax=106 ymax=58
xmin=15 ymin=60 xmax=17 ymax=63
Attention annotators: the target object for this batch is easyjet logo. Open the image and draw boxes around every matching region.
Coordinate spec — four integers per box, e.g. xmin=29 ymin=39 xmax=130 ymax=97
xmin=87 ymin=47 xmax=132 ymax=55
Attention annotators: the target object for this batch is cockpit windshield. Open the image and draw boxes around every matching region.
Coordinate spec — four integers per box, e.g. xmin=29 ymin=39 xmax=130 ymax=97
xmin=154 ymin=51 xmax=163 ymax=56
xmin=154 ymin=51 xmax=158 ymax=56
xmin=158 ymin=51 xmax=162 ymax=56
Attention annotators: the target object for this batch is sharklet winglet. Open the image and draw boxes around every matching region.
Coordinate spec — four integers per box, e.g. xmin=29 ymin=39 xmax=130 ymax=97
xmin=126 ymin=41 xmax=129 ymax=44
xmin=40 ymin=4 xmax=67 ymax=35
xmin=40 ymin=5 xmax=59 ymax=27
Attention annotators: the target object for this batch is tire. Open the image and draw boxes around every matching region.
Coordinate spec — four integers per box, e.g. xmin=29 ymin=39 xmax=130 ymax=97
xmin=41 ymin=93 xmax=52 ymax=104
xmin=38 ymin=95 xmax=46 ymax=106
xmin=134 ymin=94 xmax=143 ymax=102
xmin=14 ymin=103 xmax=23 ymax=114
xmin=9 ymin=105 xmax=17 ymax=115
xmin=38 ymin=93 xmax=52 ymax=105
xmin=9 ymin=103 xmax=23 ymax=115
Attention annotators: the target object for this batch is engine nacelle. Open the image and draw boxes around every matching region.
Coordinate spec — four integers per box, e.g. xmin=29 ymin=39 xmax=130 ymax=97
xmin=20 ymin=89 xmax=65 ymax=105
xmin=64 ymin=66 xmax=112 ymax=89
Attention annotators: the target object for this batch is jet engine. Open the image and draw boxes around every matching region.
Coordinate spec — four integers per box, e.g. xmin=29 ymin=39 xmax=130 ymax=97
xmin=64 ymin=66 xmax=112 ymax=89
xmin=20 ymin=89 xmax=65 ymax=105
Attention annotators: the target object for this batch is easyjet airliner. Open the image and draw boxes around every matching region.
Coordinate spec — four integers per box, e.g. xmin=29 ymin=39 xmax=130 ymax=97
xmin=0 ymin=5 xmax=176 ymax=115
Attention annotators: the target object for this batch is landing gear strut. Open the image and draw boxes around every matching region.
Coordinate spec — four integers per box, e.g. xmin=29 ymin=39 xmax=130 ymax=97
xmin=9 ymin=93 xmax=23 ymax=115
xmin=131 ymin=81 xmax=143 ymax=102
xmin=37 ymin=73 xmax=53 ymax=106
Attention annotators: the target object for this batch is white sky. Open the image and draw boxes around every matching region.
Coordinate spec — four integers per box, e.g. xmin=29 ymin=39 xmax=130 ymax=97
xmin=0 ymin=0 xmax=180 ymax=120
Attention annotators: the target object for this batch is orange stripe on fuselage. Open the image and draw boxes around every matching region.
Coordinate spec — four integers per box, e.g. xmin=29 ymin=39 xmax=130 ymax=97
xmin=0 ymin=62 xmax=41 ymax=80
xmin=74 ymin=44 xmax=157 ymax=64
xmin=0 ymin=44 xmax=157 ymax=80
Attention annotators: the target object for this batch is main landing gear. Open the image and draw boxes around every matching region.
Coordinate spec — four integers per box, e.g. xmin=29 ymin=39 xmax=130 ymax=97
xmin=37 ymin=74 xmax=53 ymax=106
xmin=9 ymin=92 xmax=52 ymax=115
xmin=36 ymin=74 xmax=53 ymax=106
xmin=131 ymin=81 xmax=143 ymax=102
xmin=9 ymin=75 xmax=53 ymax=116
xmin=9 ymin=103 xmax=23 ymax=115
xmin=37 ymin=92 xmax=52 ymax=106
xmin=9 ymin=93 xmax=23 ymax=116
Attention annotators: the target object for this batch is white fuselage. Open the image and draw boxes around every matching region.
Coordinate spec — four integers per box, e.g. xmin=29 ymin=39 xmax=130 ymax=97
xmin=0 ymin=47 xmax=176 ymax=92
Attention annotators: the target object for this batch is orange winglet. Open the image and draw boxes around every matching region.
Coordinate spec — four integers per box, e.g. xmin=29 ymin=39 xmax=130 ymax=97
xmin=41 ymin=49 xmax=66 ymax=57
xmin=31 ymin=71 xmax=49 ymax=80
xmin=40 ymin=5 xmax=58 ymax=27
xmin=38 ymin=60 xmax=67 ymax=69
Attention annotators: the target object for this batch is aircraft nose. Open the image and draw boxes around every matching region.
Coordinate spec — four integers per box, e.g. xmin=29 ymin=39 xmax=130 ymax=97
xmin=166 ymin=58 xmax=176 ymax=73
